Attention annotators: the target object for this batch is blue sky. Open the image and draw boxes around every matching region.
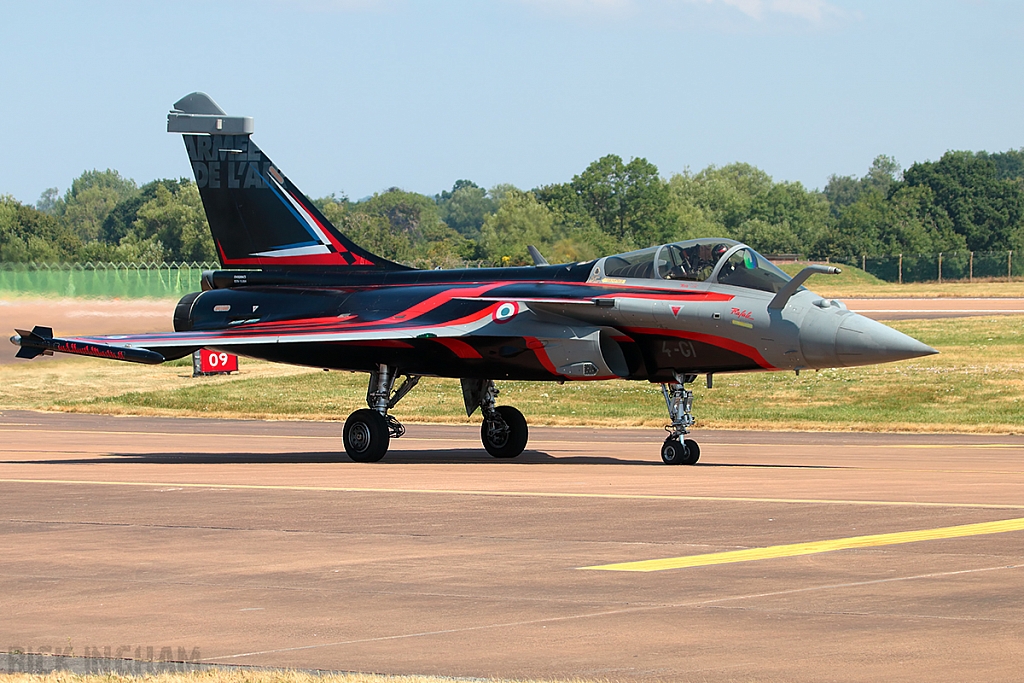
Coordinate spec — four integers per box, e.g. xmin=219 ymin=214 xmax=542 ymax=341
xmin=2 ymin=0 xmax=1022 ymax=204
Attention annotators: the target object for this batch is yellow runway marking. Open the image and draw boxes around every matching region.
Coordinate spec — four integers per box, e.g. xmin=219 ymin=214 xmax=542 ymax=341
xmin=583 ymin=517 xmax=1024 ymax=572
xmin=2 ymin=478 xmax=1024 ymax=510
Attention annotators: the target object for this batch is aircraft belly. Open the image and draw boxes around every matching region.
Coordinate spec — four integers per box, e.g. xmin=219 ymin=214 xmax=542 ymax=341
xmin=236 ymin=333 xmax=623 ymax=382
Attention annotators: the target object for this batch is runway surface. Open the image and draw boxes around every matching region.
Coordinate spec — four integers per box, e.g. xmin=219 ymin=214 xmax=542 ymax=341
xmin=3 ymin=410 xmax=1024 ymax=681
xmin=842 ymin=297 xmax=1024 ymax=319
xmin=1 ymin=299 xmax=176 ymax=365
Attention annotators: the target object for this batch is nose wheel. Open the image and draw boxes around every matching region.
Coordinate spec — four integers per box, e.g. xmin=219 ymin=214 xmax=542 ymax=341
xmin=661 ymin=373 xmax=700 ymax=465
xmin=661 ymin=436 xmax=700 ymax=465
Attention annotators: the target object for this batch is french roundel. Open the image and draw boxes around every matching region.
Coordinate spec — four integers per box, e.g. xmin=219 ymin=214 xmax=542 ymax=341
xmin=492 ymin=301 xmax=519 ymax=324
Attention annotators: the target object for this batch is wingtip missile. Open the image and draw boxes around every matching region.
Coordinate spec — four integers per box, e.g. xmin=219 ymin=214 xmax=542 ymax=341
xmin=10 ymin=327 xmax=165 ymax=365
xmin=11 ymin=327 xmax=52 ymax=359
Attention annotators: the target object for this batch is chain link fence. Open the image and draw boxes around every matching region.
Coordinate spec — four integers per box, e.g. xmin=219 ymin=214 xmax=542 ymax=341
xmin=0 ymin=262 xmax=219 ymax=298
xmin=835 ymin=251 xmax=1019 ymax=283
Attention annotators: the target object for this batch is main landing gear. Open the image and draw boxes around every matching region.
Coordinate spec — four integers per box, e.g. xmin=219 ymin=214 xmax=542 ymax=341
xmin=343 ymin=364 xmax=420 ymax=462
xmin=463 ymin=378 xmax=529 ymax=459
xmin=661 ymin=373 xmax=700 ymax=466
xmin=342 ymin=369 xmax=529 ymax=462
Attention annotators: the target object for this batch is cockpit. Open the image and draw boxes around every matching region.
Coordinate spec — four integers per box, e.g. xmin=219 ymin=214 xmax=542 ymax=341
xmin=595 ymin=238 xmax=794 ymax=294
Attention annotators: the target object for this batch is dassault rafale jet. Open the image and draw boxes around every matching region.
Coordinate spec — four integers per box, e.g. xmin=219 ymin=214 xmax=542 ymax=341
xmin=11 ymin=93 xmax=938 ymax=465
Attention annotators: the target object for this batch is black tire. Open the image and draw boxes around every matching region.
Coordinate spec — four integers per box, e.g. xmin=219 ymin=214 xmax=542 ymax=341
xmin=343 ymin=409 xmax=390 ymax=463
xmin=683 ymin=438 xmax=700 ymax=465
xmin=481 ymin=405 xmax=528 ymax=458
xmin=661 ymin=436 xmax=688 ymax=465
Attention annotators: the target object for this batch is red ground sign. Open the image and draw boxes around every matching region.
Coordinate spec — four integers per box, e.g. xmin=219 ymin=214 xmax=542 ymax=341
xmin=194 ymin=348 xmax=238 ymax=375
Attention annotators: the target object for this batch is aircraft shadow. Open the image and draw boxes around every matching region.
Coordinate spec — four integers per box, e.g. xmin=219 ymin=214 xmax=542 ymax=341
xmin=14 ymin=449 xmax=658 ymax=466
xmin=11 ymin=451 xmax=844 ymax=468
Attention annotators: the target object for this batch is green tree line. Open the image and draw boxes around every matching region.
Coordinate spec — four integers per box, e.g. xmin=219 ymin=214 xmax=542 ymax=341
xmin=4 ymin=148 xmax=1024 ymax=267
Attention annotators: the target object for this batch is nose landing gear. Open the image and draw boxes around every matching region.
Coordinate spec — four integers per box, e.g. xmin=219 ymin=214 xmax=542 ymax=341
xmin=661 ymin=373 xmax=699 ymax=465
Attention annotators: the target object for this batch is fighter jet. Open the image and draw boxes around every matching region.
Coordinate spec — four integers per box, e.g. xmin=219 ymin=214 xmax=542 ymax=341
xmin=10 ymin=93 xmax=938 ymax=465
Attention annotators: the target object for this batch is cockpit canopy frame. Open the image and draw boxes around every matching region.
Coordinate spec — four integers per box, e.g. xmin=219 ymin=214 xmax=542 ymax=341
xmin=593 ymin=238 xmax=796 ymax=295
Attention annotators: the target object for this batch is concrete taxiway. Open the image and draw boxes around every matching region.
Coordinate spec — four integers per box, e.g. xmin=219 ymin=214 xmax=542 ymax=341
xmin=842 ymin=297 xmax=1024 ymax=319
xmin=2 ymin=410 xmax=1024 ymax=681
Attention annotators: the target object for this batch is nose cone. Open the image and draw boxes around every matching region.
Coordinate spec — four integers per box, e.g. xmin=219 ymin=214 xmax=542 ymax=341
xmin=798 ymin=309 xmax=937 ymax=369
xmin=835 ymin=314 xmax=938 ymax=366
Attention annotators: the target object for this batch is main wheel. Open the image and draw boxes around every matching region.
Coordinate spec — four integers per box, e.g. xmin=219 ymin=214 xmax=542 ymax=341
xmin=343 ymin=409 xmax=391 ymax=463
xmin=481 ymin=406 xmax=528 ymax=458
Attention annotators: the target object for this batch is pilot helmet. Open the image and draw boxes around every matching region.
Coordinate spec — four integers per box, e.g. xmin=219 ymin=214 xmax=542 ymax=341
xmin=712 ymin=243 xmax=730 ymax=262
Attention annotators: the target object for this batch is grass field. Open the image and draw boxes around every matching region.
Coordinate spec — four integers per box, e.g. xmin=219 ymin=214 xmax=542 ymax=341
xmin=0 ymin=266 xmax=209 ymax=300
xmin=2 ymin=316 xmax=1022 ymax=434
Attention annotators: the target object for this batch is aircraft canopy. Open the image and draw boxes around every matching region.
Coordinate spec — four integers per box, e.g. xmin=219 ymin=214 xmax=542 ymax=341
xmin=601 ymin=238 xmax=795 ymax=294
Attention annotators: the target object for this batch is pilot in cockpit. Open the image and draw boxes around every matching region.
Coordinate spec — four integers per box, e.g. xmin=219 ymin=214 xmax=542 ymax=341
xmin=679 ymin=242 xmax=729 ymax=280
xmin=704 ymin=243 xmax=730 ymax=279
xmin=665 ymin=242 xmax=728 ymax=281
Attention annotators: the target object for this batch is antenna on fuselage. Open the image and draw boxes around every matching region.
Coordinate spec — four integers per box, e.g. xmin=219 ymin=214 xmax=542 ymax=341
xmin=527 ymin=245 xmax=549 ymax=266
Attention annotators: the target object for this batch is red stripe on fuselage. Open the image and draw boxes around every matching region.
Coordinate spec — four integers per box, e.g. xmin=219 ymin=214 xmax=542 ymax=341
xmin=353 ymin=282 xmax=516 ymax=328
xmin=622 ymin=326 xmax=775 ymax=370
xmin=524 ymin=336 xmax=559 ymax=376
xmin=434 ymin=338 xmax=482 ymax=359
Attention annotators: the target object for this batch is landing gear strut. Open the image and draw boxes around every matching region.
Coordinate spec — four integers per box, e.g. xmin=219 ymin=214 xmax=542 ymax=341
xmin=462 ymin=379 xmax=529 ymax=458
xmin=343 ymin=364 xmax=420 ymax=462
xmin=661 ymin=373 xmax=700 ymax=465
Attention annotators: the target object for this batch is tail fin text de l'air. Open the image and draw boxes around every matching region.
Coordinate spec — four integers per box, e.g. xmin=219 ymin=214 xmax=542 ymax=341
xmin=168 ymin=92 xmax=405 ymax=270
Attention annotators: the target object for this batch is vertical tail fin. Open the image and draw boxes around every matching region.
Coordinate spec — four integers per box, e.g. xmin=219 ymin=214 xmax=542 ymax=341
xmin=168 ymin=92 xmax=407 ymax=270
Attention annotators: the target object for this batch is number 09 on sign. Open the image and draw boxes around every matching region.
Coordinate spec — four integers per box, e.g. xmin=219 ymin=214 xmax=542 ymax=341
xmin=193 ymin=348 xmax=238 ymax=376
